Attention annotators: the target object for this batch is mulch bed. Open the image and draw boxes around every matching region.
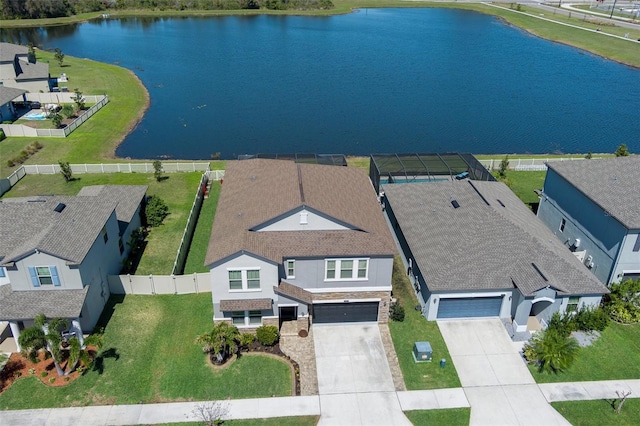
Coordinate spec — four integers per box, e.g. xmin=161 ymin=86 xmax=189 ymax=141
xmin=208 ymin=341 xmax=301 ymax=396
xmin=0 ymin=349 xmax=95 ymax=394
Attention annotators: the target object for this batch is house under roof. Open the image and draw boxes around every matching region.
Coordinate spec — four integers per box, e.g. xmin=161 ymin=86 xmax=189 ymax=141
xmin=0 ymin=86 xmax=26 ymax=106
xmin=546 ymin=156 xmax=640 ymax=230
xmin=205 ymin=159 xmax=396 ymax=267
xmin=382 ymin=180 xmax=607 ymax=297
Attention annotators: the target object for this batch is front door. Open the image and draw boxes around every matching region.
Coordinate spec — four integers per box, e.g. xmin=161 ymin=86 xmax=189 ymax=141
xmin=279 ymin=306 xmax=297 ymax=325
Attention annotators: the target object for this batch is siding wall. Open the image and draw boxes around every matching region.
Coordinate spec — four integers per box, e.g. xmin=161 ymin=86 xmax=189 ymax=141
xmin=538 ymin=169 xmax=627 ymax=284
xmin=612 ymin=232 xmax=640 ymax=282
xmin=288 ymin=257 xmax=393 ymax=291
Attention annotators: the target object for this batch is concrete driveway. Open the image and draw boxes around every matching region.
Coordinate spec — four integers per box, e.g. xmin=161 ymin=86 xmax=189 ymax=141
xmin=313 ymin=323 xmax=411 ymax=426
xmin=439 ymin=319 xmax=569 ymax=426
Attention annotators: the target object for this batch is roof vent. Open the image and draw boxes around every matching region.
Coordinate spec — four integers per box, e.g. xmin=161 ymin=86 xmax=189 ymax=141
xmin=451 ymin=200 xmax=460 ymax=209
xmin=300 ymin=210 xmax=308 ymax=225
xmin=54 ymin=203 xmax=66 ymax=213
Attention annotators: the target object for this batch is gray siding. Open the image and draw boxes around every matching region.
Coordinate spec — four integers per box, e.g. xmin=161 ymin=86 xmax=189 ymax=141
xmin=9 ymin=251 xmax=83 ymax=291
xmin=287 ymin=257 xmax=393 ymax=290
xmin=538 ymin=169 xmax=627 ymax=284
xmin=612 ymin=232 xmax=640 ymax=282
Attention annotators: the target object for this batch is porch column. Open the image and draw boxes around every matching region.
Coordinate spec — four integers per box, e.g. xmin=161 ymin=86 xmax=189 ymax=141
xmin=71 ymin=319 xmax=84 ymax=347
xmin=9 ymin=321 xmax=21 ymax=353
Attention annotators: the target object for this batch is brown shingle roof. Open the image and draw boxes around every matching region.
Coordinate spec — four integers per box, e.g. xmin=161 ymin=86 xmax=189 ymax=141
xmin=219 ymin=298 xmax=273 ymax=311
xmin=275 ymin=280 xmax=313 ymax=304
xmin=205 ymin=159 xmax=396 ymax=266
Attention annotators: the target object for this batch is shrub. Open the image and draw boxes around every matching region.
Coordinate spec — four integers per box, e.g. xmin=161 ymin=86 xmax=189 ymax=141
xmin=573 ymin=306 xmax=609 ymax=332
xmin=145 ymin=195 xmax=169 ymax=227
xmin=524 ymin=329 xmax=579 ymax=374
xmin=0 ymin=129 xmax=5 ymax=141
xmin=256 ymin=325 xmax=279 ymax=346
xmin=604 ymin=278 xmax=640 ymax=324
xmin=48 ymin=377 xmax=55 ymax=384
xmin=153 ymin=160 xmax=163 ymax=182
xmin=389 ymin=301 xmax=405 ymax=322
xmin=547 ymin=311 xmax=574 ymax=338
xmin=59 ymin=161 xmax=73 ymax=182
xmin=239 ymin=333 xmax=255 ymax=349
xmin=61 ymin=104 xmax=75 ymax=119
xmin=41 ymin=371 xmax=48 ymax=377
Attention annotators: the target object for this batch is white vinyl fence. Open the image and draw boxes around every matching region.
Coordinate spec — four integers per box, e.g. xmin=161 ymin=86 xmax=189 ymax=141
xmin=0 ymin=95 xmax=108 ymax=138
xmin=480 ymin=157 xmax=593 ymax=171
xmin=108 ymin=273 xmax=211 ymax=295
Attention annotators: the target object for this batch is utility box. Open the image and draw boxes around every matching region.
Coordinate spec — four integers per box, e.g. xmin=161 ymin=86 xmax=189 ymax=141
xmin=412 ymin=341 xmax=432 ymax=363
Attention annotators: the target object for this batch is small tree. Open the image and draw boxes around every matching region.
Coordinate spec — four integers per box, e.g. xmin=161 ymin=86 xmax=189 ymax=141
xmin=51 ymin=113 xmax=63 ymax=128
xmin=191 ymin=401 xmax=229 ymax=426
xmin=585 ymin=152 xmax=593 ymax=159
xmin=615 ymin=143 xmax=630 ymax=157
xmin=54 ymin=48 xmax=65 ymax=67
xmin=59 ymin=161 xmax=73 ymax=182
xmin=67 ymin=332 xmax=103 ymax=374
xmin=524 ymin=329 xmax=579 ymax=374
xmin=72 ymin=88 xmax=85 ymax=112
xmin=145 ymin=195 xmax=169 ymax=227
xmin=195 ymin=322 xmax=240 ymax=364
xmin=153 ymin=160 xmax=163 ymax=182
xmin=498 ymin=155 xmax=509 ymax=178
xmin=61 ymin=104 xmax=75 ymax=119
xmin=614 ymin=390 xmax=632 ymax=414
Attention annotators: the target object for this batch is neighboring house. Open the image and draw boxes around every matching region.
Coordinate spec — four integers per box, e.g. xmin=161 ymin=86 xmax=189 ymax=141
xmin=0 ymin=42 xmax=51 ymax=93
xmin=383 ymin=179 xmax=608 ymax=332
xmin=0 ymin=185 xmax=147 ymax=350
xmin=0 ymin=86 xmax=26 ymax=122
xmin=537 ymin=156 xmax=640 ymax=285
xmin=205 ymin=159 xmax=396 ymax=333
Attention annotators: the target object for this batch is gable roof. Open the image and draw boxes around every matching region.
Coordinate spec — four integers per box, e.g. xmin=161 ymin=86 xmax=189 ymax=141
xmin=0 ymin=196 xmax=115 ymax=266
xmin=546 ymin=156 xmax=640 ymax=229
xmin=383 ymin=180 xmax=608 ymax=296
xmin=0 ymin=86 xmax=26 ymax=106
xmin=14 ymin=59 xmax=49 ymax=81
xmin=205 ymin=159 xmax=396 ymax=266
xmin=0 ymin=43 xmax=28 ymax=63
xmin=0 ymin=185 xmax=147 ymax=266
xmin=77 ymin=185 xmax=147 ymax=223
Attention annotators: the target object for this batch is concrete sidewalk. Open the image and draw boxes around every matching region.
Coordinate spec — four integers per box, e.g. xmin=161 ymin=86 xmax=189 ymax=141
xmin=539 ymin=379 xmax=640 ymax=403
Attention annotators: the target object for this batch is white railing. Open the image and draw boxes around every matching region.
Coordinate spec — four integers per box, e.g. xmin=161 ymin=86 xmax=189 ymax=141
xmin=107 ymin=273 xmax=211 ymax=295
xmin=480 ymin=157 xmax=595 ymax=171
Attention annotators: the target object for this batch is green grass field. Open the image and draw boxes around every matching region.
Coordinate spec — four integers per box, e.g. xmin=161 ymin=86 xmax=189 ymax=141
xmin=388 ymin=257 xmax=461 ymax=390
xmin=1 ymin=172 xmax=204 ymax=274
xmin=404 ymin=408 xmax=471 ymax=426
xmin=184 ymin=180 xmax=222 ymax=274
xmin=552 ymin=399 xmax=640 ymax=426
xmin=500 ymin=170 xmax=547 ymax=205
xmin=0 ymin=294 xmax=292 ymax=409
xmin=530 ymin=322 xmax=640 ymax=383
xmin=0 ymin=50 xmax=148 ymax=178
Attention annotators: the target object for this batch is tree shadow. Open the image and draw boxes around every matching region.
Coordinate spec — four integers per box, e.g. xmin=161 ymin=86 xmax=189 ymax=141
xmin=90 ymin=347 xmax=120 ymax=376
xmin=156 ymin=176 xmax=170 ymax=182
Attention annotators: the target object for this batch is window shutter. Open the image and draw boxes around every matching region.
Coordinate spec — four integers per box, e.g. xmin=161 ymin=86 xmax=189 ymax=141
xmin=28 ymin=266 xmax=40 ymax=287
xmin=50 ymin=266 xmax=61 ymax=286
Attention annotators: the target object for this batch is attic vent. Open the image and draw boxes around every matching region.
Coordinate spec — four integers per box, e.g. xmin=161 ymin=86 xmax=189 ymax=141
xmin=300 ymin=210 xmax=308 ymax=225
xmin=54 ymin=203 xmax=66 ymax=213
xmin=451 ymin=200 xmax=460 ymax=209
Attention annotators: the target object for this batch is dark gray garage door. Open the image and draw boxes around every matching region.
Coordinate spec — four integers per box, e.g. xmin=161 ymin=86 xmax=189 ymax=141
xmin=313 ymin=302 xmax=379 ymax=323
xmin=437 ymin=297 xmax=502 ymax=319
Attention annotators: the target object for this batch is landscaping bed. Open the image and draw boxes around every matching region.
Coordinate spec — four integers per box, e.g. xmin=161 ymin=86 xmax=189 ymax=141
xmin=0 ymin=351 xmax=87 ymax=392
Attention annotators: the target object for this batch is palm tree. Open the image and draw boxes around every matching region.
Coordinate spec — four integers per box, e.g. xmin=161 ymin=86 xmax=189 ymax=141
xmin=35 ymin=314 xmax=68 ymax=377
xmin=67 ymin=333 xmax=103 ymax=375
xmin=17 ymin=325 xmax=47 ymax=363
xmin=195 ymin=322 xmax=240 ymax=364
xmin=530 ymin=329 xmax=580 ymax=374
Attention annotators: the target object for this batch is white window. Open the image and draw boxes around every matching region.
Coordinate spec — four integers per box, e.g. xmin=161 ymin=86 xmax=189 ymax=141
xmin=28 ymin=266 xmax=61 ymax=287
xmin=325 ymin=259 xmax=369 ymax=281
xmin=231 ymin=310 xmax=262 ymax=327
xmin=286 ymin=260 xmax=295 ymax=279
xmin=567 ymin=296 xmax=580 ymax=313
xmin=228 ymin=268 xmax=261 ymax=291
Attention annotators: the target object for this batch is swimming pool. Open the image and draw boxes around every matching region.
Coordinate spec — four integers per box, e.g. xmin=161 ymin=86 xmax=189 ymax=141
xmin=23 ymin=110 xmax=48 ymax=120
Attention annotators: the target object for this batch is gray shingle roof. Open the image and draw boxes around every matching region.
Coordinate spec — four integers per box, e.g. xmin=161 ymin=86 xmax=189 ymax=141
xmin=0 ymin=43 xmax=28 ymax=63
xmin=546 ymin=156 xmax=640 ymax=229
xmin=14 ymin=60 xmax=49 ymax=81
xmin=77 ymin=185 xmax=147 ymax=223
xmin=0 ymin=284 xmax=89 ymax=320
xmin=0 ymin=86 xmax=26 ymax=106
xmin=205 ymin=159 xmax=396 ymax=266
xmin=383 ymin=180 xmax=608 ymax=296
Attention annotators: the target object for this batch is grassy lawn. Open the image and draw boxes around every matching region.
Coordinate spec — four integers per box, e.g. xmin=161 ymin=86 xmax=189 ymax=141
xmin=0 ymin=172 xmax=203 ymax=275
xmin=404 ymin=408 xmax=471 ymax=426
xmin=530 ymin=322 xmax=640 ymax=383
xmin=184 ymin=181 xmax=221 ymax=274
xmin=552 ymin=399 xmax=640 ymax=426
xmin=0 ymin=49 xmax=148 ymax=178
xmin=389 ymin=257 xmax=461 ymax=390
xmin=0 ymin=294 xmax=292 ymax=409
xmin=499 ymin=170 xmax=547 ymax=205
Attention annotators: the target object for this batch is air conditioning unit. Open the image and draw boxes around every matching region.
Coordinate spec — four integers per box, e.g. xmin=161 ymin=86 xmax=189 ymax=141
xmin=574 ymin=238 xmax=581 ymax=249
xmin=585 ymin=255 xmax=594 ymax=269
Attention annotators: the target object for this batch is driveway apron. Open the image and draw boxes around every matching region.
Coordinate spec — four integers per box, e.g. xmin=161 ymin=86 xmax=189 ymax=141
xmin=438 ymin=318 xmax=569 ymax=426
xmin=313 ymin=323 xmax=411 ymax=426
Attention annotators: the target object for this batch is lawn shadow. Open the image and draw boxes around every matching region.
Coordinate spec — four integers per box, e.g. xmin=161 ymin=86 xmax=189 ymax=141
xmin=157 ymin=176 xmax=170 ymax=182
xmin=91 ymin=348 xmax=120 ymax=375
xmin=93 ymin=294 xmax=126 ymax=333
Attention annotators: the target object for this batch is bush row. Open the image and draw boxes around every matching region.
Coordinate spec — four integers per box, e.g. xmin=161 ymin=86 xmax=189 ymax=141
xmin=5 ymin=141 xmax=43 ymax=168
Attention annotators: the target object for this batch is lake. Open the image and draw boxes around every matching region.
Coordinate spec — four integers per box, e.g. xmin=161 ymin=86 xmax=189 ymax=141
xmin=2 ymin=8 xmax=638 ymax=159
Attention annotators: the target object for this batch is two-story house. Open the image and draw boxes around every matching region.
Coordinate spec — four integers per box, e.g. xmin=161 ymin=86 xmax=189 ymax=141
xmin=0 ymin=42 xmax=51 ymax=93
xmin=0 ymin=185 xmax=147 ymax=351
xmin=537 ymin=156 xmax=640 ymax=285
xmin=205 ymin=159 xmax=396 ymax=333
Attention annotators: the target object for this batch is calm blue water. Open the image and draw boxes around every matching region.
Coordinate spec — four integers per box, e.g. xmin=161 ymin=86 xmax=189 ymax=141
xmin=2 ymin=9 xmax=638 ymax=159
